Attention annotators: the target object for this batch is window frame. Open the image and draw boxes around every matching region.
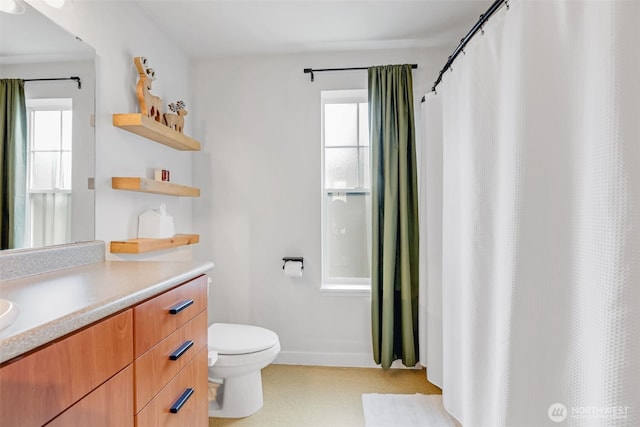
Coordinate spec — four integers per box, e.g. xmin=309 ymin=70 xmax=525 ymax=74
xmin=25 ymin=98 xmax=73 ymax=247
xmin=320 ymin=89 xmax=371 ymax=294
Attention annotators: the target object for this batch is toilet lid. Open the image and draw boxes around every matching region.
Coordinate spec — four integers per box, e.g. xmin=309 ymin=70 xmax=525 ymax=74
xmin=208 ymin=323 xmax=279 ymax=355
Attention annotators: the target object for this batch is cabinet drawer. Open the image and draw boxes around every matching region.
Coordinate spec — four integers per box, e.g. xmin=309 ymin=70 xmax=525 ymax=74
xmin=135 ymin=347 xmax=208 ymax=427
xmin=0 ymin=309 xmax=133 ymax=427
xmin=134 ymin=310 xmax=207 ymax=412
xmin=134 ymin=275 xmax=207 ymax=357
xmin=47 ymin=365 xmax=134 ymax=427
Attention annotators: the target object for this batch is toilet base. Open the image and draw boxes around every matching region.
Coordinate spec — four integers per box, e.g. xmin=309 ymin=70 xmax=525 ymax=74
xmin=208 ymin=371 xmax=264 ymax=418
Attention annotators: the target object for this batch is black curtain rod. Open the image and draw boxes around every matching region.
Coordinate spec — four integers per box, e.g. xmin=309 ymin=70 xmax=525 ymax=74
xmin=304 ymin=64 xmax=418 ymax=82
xmin=426 ymin=0 xmax=507 ymax=100
xmin=23 ymin=76 xmax=82 ymax=89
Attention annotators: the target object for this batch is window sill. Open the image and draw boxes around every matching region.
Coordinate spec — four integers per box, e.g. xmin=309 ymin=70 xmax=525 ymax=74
xmin=320 ymin=283 xmax=371 ymax=297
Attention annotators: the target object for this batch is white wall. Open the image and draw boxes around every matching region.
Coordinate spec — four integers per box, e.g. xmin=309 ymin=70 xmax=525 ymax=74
xmin=26 ymin=0 xmax=196 ymax=261
xmin=1 ymin=60 xmax=95 ymax=244
xmin=192 ymin=48 xmax=447 ymax=366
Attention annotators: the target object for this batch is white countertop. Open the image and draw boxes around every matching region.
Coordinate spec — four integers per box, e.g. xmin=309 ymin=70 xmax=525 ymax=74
xmin=0 ymin=260 xmax=214 ymax=364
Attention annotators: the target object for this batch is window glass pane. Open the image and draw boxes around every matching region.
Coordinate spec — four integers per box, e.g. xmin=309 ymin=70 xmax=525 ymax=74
xmin=33 ymin=111 xmax=61 ymax=150
xmin=358 ymin=103 xmax=369 ymax=146
xmin=325 ymin=147 xmax=358 ymax=188
xmin=60 ymin=151 xmax=72 ymax=190
xmin=326 ymin=192 xmax=371 ymax=279
xmin=359 ymin=147 xmax=370 ymax=189
xmin=31 ymin=152 xmax=56 ymax=190
xmin=61 ymin=110 xmax=72 ymax=150
xmin=30 ymin=193 xmax=71 ymax=247
xmin=325 ymin=103 xmax=357 ymax=147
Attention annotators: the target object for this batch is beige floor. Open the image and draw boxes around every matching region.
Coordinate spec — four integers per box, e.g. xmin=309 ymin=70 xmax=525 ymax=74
xmin=208 ymin=364 xmax=441 ymax=427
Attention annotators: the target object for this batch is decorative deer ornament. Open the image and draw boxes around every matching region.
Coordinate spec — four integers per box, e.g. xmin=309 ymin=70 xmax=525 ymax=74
xmin=164 ymin=100 xmax=188 ymax=133
xmin=133 ymin=57 xmax=163 ymax=122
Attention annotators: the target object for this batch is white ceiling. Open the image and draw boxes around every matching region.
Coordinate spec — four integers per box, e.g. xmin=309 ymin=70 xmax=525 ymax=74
xmin=0 ymin=1 xmax=489 ymax=63
xmin=0 ymin=1 xmax=94 ymax=64
xmin=133 ymin=0 xmax=489 ymax=59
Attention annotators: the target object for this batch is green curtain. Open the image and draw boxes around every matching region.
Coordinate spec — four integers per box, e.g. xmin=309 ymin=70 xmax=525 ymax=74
xmin=369 ymin=65 xmax=419 ymax=369
xmin=0 ymin=79 xmax=27 ymax=250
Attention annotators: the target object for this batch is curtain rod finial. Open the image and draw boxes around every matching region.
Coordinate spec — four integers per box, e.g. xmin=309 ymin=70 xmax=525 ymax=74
xmin=303 ymin=68 xmax=314 ymax=82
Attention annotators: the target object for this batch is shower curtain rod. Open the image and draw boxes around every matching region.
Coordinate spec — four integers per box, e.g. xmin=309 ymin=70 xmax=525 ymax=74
xmin=303 ymin=64 xmax=418 ymax=82
xmin=423 ymin=0 xmax=507 ymax=101
xmin=23 ymin=76 xmax=82 ymax=89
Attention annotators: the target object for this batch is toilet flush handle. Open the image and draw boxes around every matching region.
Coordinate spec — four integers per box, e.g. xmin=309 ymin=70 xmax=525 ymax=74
xmin=208 ymin=350 xmax=218 ymax=366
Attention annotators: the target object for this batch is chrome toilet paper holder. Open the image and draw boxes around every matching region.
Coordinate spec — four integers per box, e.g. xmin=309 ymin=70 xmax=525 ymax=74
xmin=282 ymin=257 xmax=304 ymax=270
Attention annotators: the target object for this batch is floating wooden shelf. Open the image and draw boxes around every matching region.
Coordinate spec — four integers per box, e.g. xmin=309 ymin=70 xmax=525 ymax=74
xmin=110 ymin=234 xmax=200 ymax=254
xmin=113 ymin=113 xmax=201 ymax=151
xmin=112 ymin=177 xmax=200 ymax=197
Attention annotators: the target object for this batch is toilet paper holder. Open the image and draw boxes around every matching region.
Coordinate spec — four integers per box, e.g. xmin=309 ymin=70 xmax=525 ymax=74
xmin=282 ymin=257 xmax=304 ymax=270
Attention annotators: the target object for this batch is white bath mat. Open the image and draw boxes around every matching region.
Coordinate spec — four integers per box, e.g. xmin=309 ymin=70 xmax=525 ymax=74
xmin=362 ymin=393 xmax=460 ymax=427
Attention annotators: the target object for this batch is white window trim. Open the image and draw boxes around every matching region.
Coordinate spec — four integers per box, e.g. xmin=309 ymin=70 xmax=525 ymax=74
xmin=319 ymin=283 xmax=371 ymax=297
xmin=320 ymin=89 xmax=371 ymax=294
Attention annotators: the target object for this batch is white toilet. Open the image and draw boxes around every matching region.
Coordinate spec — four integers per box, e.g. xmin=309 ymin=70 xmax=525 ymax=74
xmin=207 ymin=323 xmax=281 ymax=418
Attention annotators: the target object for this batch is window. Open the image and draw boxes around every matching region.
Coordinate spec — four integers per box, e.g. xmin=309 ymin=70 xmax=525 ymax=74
xmin=26 ymin=99 xmax=73 ymax=247
xmin=321 ymin=90 xmax=371 ymax=291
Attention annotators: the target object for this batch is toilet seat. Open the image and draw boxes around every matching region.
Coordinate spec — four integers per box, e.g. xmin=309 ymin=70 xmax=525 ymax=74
xmin=208 ymin=323 xmax=279 ymax=355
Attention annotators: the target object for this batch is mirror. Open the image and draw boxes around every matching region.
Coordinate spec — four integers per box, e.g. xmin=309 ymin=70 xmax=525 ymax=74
xmin=0 ymin=2 xmax=96 ymax=250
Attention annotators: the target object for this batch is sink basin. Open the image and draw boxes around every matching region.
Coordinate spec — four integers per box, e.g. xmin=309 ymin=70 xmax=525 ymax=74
xmin=0 ymin=298 xmax=19 ymax=331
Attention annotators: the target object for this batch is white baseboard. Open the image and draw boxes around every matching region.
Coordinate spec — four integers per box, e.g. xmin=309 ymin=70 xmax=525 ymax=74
xmin=274 ymin=351 xmax=421 ymax=369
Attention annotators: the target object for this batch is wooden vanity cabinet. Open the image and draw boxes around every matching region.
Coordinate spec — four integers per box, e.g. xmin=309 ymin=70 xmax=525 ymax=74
xmin=0 ymin=274 xmax=209 ymax=427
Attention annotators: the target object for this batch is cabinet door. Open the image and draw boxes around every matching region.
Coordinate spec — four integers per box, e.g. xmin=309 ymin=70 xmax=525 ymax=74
xmin=0 ymin=309 xmax=133 ymax=427
xmin=135 ymin=348 xmax=208 ymax=427
xmin=134 ymin=275 xmax=208 ymax=357
xmin=46 ymin=365 xmax=133 ymax=427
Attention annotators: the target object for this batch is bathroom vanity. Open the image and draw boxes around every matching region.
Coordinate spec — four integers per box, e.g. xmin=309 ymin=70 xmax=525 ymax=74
xmin=0 ymin=248 xmax=213 ymax=427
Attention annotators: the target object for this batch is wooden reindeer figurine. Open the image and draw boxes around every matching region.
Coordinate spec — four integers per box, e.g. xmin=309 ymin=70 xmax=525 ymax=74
xmin=133 ymin=57 xmax=163 ymax=122
xmin=164 ymin=100 xmax=188 ymax=133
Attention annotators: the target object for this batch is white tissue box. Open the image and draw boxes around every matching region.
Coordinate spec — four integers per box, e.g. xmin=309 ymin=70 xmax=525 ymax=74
xmin=138 ymin=208 xmax=175 ymax=239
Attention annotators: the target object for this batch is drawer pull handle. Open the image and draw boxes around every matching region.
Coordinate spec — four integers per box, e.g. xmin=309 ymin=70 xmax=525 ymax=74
xmin=169 ymin=299 xmax=194 ymax=314
xmin=170 ymin=388 xmax=194 ymax=414
xmin=169 ymin=340 xmax=194 ymax=361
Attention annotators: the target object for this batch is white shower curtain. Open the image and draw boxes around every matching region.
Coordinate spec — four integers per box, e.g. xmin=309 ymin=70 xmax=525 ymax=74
xmin=418 ymin=91 xmax=443 ymax=388
xmin=421 ymin=1 xmax=640 ymax=426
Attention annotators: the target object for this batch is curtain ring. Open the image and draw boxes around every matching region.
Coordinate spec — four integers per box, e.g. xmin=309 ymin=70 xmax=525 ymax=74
xmin=505 ymin=0 xmax=510 ymax=9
